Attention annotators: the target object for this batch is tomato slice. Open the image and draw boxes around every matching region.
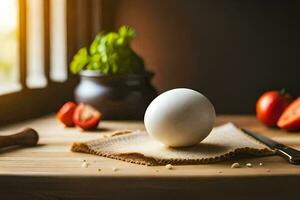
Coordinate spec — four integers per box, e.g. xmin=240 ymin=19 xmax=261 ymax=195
xmin=56 ymin=101 xmax=77 ymax=127
xmin=277 ymin=97 xmax=300 ymax=131
xmin=73 ymin=103 xmax=101 ymax=130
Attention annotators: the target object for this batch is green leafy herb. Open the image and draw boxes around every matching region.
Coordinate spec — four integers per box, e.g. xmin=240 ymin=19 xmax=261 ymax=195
xmin=70 ymin=25 xmax=145 ymax=75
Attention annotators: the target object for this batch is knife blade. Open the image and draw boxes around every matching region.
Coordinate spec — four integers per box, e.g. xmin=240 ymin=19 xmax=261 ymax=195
xmin=241 ymin=128 xmax=300 ymax=165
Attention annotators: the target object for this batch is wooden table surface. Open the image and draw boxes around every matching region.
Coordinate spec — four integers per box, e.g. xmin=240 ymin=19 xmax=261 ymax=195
xmin=0 ymin=115 xmax=300 ymax=199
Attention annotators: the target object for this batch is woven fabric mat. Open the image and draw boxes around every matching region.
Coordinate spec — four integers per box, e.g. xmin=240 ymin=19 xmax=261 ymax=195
xmin=71 ymin=123 xmax=274 ymax=166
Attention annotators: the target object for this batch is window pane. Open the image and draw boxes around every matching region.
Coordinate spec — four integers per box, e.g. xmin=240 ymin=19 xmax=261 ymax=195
xmin=50 ymin=0 xmax=67 ymax=82
xmin=0 ymin=0 xmax=21 ymax=94
xmin=26 ymin=0 xmax=47 ymax=88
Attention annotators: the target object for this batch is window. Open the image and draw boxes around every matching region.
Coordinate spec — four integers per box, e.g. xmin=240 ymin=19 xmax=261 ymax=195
xmin=0 ymin=0 xmax=20 ymax=94
xmin=0 ymin=0 xmax=102 ymax=125
xmin=0 ymin=0 xmax=68 ymax=92
xmin=0 ymin=0 xmax=70 ymax=124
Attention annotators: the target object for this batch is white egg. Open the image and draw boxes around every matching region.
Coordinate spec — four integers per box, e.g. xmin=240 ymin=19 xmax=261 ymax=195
xmin=144 ymin=88 xmax=216 ymax=147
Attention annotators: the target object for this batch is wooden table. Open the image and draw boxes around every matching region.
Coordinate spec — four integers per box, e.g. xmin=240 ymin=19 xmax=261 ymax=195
xmin=0 ymin=115 xmax=300 ymax=200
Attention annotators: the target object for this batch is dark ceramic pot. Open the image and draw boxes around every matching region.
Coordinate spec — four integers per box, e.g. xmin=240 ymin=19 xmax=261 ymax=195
xmin=74 ymin=70 xmax=158 ymax=120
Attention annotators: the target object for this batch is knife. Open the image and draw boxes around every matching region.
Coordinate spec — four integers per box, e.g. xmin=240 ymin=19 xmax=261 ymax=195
xmin=241 ymin=128 xmax=300 ymax=165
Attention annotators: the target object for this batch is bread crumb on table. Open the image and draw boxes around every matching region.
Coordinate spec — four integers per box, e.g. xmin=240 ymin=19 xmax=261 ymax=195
xmin=165 ymin=164 xmax=173 ymax=170
xmin=246 ymin=163 xmax=252 ymax=168
xmin=82 ymin=162 xmax=89 ymax=168
xmin=231 ymin=162 xmax=240 ymax=168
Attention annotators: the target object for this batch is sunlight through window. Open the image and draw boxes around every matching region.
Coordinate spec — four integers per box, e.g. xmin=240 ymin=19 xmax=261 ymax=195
xmin=0 ymin=0 xmax=21 ymax=94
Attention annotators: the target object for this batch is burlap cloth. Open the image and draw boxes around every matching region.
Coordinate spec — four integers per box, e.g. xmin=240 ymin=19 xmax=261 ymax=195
xmin=71 ymin=123 xmax=274 ymax=166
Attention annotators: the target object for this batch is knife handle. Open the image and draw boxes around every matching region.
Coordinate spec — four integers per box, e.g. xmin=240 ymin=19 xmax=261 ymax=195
xmin=275 ymin=145 xmax=300 ymax=165
xmin=0 ymin=128 xmax=39 ymax=149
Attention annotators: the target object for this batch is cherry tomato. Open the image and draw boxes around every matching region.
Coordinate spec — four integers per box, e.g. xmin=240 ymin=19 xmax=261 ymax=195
xmin=56 ymin=101 xmax=77 ymax=127
xmin=256 ymin=90 xmax=292 ymax=127
xmin=73 ymin=103 xmax=101 ymax=130
xmin=277 ymin=97 xmax=300 ymax=131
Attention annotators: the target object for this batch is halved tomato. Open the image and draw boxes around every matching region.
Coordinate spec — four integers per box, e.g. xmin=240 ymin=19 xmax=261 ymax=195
xmin=277 ymin=97 xmax=300 ymax=131
xmin=73 ymin=103 xmax=101 ymax=130
xmin=56 ymin=101 xmax=77 ymax=127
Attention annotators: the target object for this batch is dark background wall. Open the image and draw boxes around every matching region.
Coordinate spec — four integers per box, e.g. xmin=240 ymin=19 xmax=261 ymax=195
xmin=102 ymin=0 xmax=300 ymax=114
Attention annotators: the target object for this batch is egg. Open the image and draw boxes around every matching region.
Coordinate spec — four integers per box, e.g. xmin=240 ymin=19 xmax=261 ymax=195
xmin=144 ymin=88 xmax=216 ymax=147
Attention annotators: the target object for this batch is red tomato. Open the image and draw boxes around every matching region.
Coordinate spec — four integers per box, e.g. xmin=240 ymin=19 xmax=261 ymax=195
xmin=256 ymin=90 xmax=292 ymax=127
xmin=73 ymin=103 xmax=101 ymax=130
xmin=56 ymin=101 xmax=77 ymax=127
xmin=277 ymin=97 xmax=300 ymax=131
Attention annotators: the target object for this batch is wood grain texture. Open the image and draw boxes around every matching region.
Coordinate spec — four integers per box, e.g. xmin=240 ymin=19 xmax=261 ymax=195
xmin=0 ymin=115 xmax=300 ymax=199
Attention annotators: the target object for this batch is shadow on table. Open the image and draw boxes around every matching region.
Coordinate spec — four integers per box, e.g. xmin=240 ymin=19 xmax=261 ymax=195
xmin=0 ymin=144 xmax=46 ymax=154
xmin=168 ymin=143 xmax=230 ymax=155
